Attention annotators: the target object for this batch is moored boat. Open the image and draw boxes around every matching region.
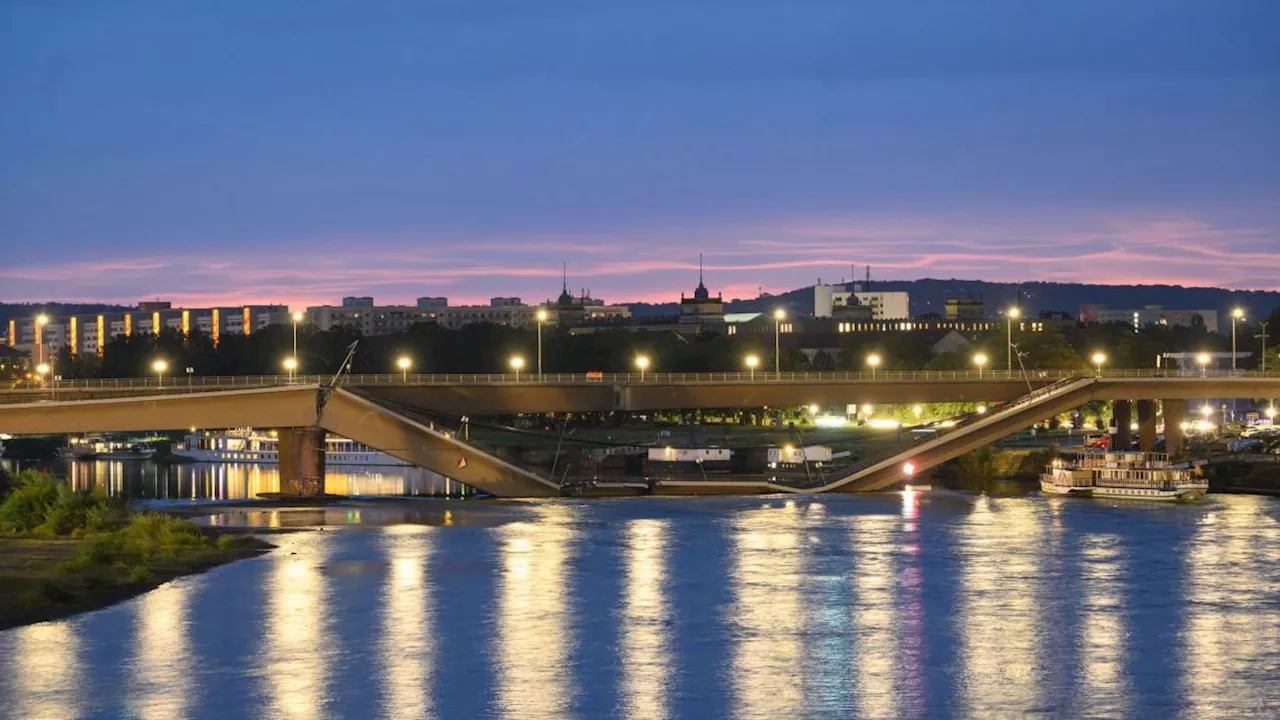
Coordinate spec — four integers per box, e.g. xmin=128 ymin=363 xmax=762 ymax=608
xmin=174 ymin=429 xmax=411 ymax=467
xmin=1040 ymin=451 xmax=1207 ymax=501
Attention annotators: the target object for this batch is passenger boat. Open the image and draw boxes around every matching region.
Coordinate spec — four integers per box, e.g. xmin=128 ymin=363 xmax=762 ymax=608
xmin=174 ymin=429 xmax=411 ymax=467
xmin=1040 ymin=451 xmax=1207 ymax=501
xmin=60 ymin=435 xmax=156 ymax=461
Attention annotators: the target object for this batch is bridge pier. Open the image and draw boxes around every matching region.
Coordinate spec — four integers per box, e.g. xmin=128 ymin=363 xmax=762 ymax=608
xmin=1137 ymin=400 xmax=1158 ymax=452
xmin=1164 ymin=400 xmax=1186 ymax=455
xmin=277 ymin=427 xmax=326 ymax=497
xmin=1113 ymin=400 xmax=1133 ymax=449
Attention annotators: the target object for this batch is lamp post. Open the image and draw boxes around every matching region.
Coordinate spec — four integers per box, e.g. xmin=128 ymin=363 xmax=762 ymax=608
xmin=1231 ymin=307 xmax=1244 ymax=375
xmin=773 ymin=308 xmax=786 ymax=376
xmin=535 ymin=308 xmax=549 ymax=378
xmin=510 ymin=355 xmax=525 ymax=382
xmin=35 ymin=362 xmax=50 ymax=386
xmin=34 ymin=313 xmax=49 ymax=367
xmin=186 ymin=366 xmax=194 ymax=387
xmin=745 ymin=353 xmax=760 ymax=382
xmin=283 ymin=356 xmax=298 ymax=381
xmin=1257 ymin=321 xmax=1269 ymax=373
xmin=635 ymin=354 xmax=650 ymax=381
xmin=291 ymin=311 xmax=304 ymax=369
xmin=1091 ymin=351 xmax=1107 ymax=378
xmin=973 ymin=352 xmax=988 ymax=379
xmin=152 ymin=359 xmax=168 ymax=387
xmin=396 ymin=355 xmax=411 ymax=382
xmin=1007 ymin=307 xmax=1021 ymax=372
xmin=866 ymin=352 xmax=882 ymax=380
xmin=1197 ymin=351 xmax=1210 ymax=377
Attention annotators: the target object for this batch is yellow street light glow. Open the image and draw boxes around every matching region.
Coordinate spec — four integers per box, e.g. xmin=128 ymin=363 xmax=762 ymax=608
xmin=396 ymin=356 xmax=412 ymax=370
xmin=744 ymin=354 xmax=760 ymax=369
xmin=1267 ymin=406 xmax=1277 ymax=419
xmin=773 ymin=308 xmax=786 ymax=321
xmin=1200 ymin=404 xmax=1213 ymax=417
xmin=972 ymin=352 xmax=988 ymax=368
xmin=861 ymin=404 xmax=874 ymax=415
xmin=35 ymin=314 xmax=49 ymax=326
xmin=509 ymin=355 xmax=525 ymax=371
xmin=866 ymin=353 xmax=882 ymax=368
xmin=903 ymin=461 xmax=916 ymax=476
xmin=291 ymin=311 xmax=304 ymax=323
xmin=1008 ymin=307 xmax=1021 ymax=319
xmin=35 ymin=362 xmax=50 ymax=375
xmin=807 ymin=403 xmax=819 ymax=414
xmin=282 ymin=357 xmax=298 ymax=371
xmin=1091 ymin=352 xmax=1107 ymax=366
xmin=151 ymin=359 xmax=168 ymax=373
xmin=536 ymin=308 xmax=549 ymax=322
xmin=1232 ymin=307 xmax=1245 ymax=320
xmin=635 ymin=355 xmax=650 ymax=370
xmin=912 ymin=404 xmax=923 ymax=417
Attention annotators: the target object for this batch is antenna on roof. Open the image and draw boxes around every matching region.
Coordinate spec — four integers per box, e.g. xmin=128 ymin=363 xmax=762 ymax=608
xmin=699 ymin=253 xmax=704 ymax=285
xmin=562 ymin=262 xmax=568 ymax=294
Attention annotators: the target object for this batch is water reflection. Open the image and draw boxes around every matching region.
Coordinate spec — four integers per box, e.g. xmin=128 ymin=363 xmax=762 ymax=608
xmin=260 ymin=534 xmax=333 ymax=720
xmin=621 ymin=519 xmax=671 ymax=719
xmin=849 ymin=514 xmax=900 ymax=718
xmin=494 ymin=505 xmax=578 ymax=718
xmin=1076 ymin=534 xmax=1129 ymax=716
xmin=128 ymin=582 xmax=194 ymax=720
xmin=730 ymin=501 xmax=805 ymax=718
xmin=1181 ymin=496 xmax=1280 ymax=716
xmin=379 ymin=526 xmax=434 ymax=719
xmin=959 ymin=497 xmax=1047 ymax=716
xmin=6 ymin=623 xmax=83 ymax=720
xmin=59 ymin=459 xmax=470 ymax=499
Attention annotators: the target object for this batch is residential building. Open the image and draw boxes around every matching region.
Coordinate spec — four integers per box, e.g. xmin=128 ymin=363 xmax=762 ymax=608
xmin=815 ymin=283 xmax=909 ymax=320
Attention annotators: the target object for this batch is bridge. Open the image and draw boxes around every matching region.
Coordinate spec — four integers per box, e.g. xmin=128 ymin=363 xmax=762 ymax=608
xmin=3 ymin=370 xmax=1278 ymax=498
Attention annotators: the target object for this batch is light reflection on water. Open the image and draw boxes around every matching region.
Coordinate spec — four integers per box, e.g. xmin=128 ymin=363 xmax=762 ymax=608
xmin=51 ymin=458 xmax=472 ymax=500
xmin=0 ymin=494 xmax=1277 ymax=719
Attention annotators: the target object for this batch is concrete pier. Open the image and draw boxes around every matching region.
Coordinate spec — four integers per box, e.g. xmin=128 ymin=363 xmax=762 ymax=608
xmin=277 ymin=427 xmax=326 ymax=496
xmin=1137 ymin=399 xmax=1158 ymax=452
xmin=1114 ymin=400 xmax=1133 ymax=449
xmin=1164 ymin=400 xmax=1186 ymax=455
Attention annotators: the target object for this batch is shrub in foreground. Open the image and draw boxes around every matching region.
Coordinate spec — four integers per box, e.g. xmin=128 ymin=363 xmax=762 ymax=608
xmin=0 ymin=470 xmax=124 ymax=535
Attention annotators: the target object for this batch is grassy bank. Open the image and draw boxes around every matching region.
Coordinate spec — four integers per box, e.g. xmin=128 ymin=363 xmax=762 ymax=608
xmin=0 ymin=469 xmax=270 ymax=631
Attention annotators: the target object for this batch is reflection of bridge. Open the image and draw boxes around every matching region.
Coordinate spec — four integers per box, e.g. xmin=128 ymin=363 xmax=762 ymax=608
xmin=3 ymin=371 xmax=1278 ymax=498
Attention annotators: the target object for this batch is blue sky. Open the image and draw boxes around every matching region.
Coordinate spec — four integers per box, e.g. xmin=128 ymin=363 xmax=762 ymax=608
xmin=2 ymin=0 xmax=1277 ymax=308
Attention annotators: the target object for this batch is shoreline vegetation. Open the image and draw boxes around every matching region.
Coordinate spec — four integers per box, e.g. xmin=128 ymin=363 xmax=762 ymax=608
xmin=0 ymin=469 xmax=271 ymax=631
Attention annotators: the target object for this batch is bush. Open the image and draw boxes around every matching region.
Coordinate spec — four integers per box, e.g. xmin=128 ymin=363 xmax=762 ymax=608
xmin=64 ymin=513 xmax=214 ymax=572
xmin=0 ymin=470 xmax=125 ymax=535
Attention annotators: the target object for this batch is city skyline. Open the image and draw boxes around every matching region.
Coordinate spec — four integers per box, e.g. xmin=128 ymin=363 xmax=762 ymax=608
xmin=3 ymin=1 xmax=1278 ymax=306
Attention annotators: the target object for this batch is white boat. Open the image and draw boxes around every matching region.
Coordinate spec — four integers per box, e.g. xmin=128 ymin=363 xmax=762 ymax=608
xmin=61 ymin=435 xmax=156 ymax=461
xmin=174 ymin=429 xmax=412 ymax=467
xmin=1040 ymin=451 xmax=1207 ymax=501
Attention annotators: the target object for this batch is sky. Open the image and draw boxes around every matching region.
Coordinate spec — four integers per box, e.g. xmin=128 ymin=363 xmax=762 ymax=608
xmin=2 ymin=0 xmax=1278 ymax=309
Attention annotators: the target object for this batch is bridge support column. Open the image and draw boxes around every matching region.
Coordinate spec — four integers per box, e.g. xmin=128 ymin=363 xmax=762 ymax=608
xmin=277 ymin=427 xmax=326 ymax=497
xmin=1137 ymin=400 xmax=1158 ymax=452
xmin=1164 ymin=400 xmax=1186 ymax=456
xmin=1113 ymin=400 xmax=1133 ymax=450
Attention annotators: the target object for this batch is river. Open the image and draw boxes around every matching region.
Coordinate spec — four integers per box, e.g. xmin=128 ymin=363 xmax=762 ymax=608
xmin=0 ymin=491 xmax=1277 ymax=718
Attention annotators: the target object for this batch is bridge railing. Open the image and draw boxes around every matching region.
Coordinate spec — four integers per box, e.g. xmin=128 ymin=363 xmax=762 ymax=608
xmin=8 ymin=367 xmax=1280 ymax=392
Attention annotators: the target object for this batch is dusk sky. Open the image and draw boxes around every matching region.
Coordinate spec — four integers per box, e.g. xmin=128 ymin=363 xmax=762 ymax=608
xmin=2 ymin=1 xmax=1278 ymax=309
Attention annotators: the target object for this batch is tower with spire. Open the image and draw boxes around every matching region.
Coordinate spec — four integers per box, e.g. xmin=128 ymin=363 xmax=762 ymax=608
xmin=680 ymin=253 xmax=725 ymax=326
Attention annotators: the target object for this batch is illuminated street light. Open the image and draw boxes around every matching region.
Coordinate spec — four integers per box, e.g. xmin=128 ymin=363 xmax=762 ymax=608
xmin=34 ymin=313 xmax=50 ymax=366
xmin=35 ymin=362 xmax=50 ymax=387
xmin=1006 ymin=307 xmax=1021 ymax=372
xmin=291 ymin=311 xmax=304 ymax=364
xmin=808 ymin=403 xmax=819 ymax=415
xmin=1200 ymin=404 xmax=1213 ymax=418
xmin=1091 ymin=351 xmax=1107 ymax=378
xmin=510 ymin=354 xmax=526 ymax=381
xmin=866 ymin=352 xmax=882 ymax=380
xmin=912 ymin=404 xmax=923 ymax=418
xmin=635 ymin=354 xmax=651 ymax=381
xmin=773 ymin=308 xmax=786 ymax=376
xmin=152 ymin=358 xmax=168 ymax=387
xmin=535 ymin=308 xmax=550 ymax=377
xmin=282 ymin=356 xmax=298 ymax=381
xmin=745 ymin=353 xmax=761 ymax=381
xmin=1196 ymin=351 xmax=1211 ymax=376
xmin=973 ymin=352 xmax=989 ymax=378
xmin=976 ymin=404 xmax=988 ymax=414
xmin=396 ymin=355 xmax=412 ymax=382
xmin=1231 ymin=307 xmax=1245 ymax=376
xmin=1267 ymin=405 xmax=1277 ymax=421
xmin=903 ymin=461 xmax=916 ymax=477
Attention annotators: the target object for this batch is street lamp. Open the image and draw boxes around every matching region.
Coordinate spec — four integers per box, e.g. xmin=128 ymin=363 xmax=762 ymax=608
xmin=510 ymin=354 xmax=525 ymax=381
xmin=396 ymin=355 xmax=412 ymax=382
xmin=35 ymin=362 xmax=50 ymax=386
xmin=1091 ymin=351 xmax=1107 ymax=378
xmin=866 ymin=352 xmax=882 ymax=380
xmin=745 ymin=353 xmax=761 ymax=381
xmin=535 ymin=308 xmax=549 ymax=377
xmin=1231 ymin=307 xmax=1245 ymax=375
xmin=34 ymin=313 xmax=49 ymax=366
xmin=1007 ymin=307 xmax=1021 ymax=372
xmin=283 ymin=356 xmax=298 ymax=380
xmin=152 ymin=358 xmax=168 ymax=387
xmin=773 ymin=308 xmax=786 ymax=376
xmin=1196 ymin=351 xmax=1211 ymax=377
xmin=973 ymin=352 xmax=989 ymax=379
xmin=291 ymin=311 xmax=304 ymax=368
xmin=635 ymin=354 xmax=651 ymax=381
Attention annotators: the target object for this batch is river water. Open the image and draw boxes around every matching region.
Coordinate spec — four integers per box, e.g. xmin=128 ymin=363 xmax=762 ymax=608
xmin=1 ymin=491 xmax=1278 ymax=719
